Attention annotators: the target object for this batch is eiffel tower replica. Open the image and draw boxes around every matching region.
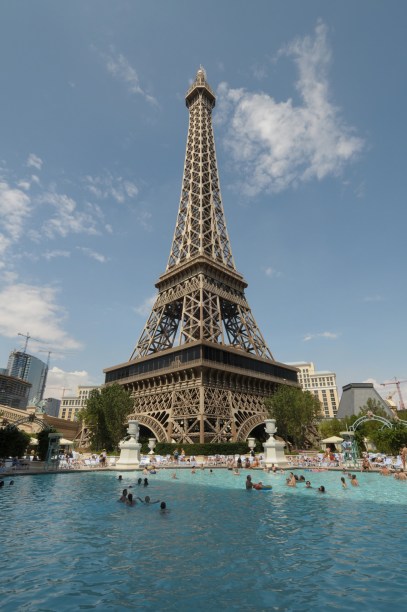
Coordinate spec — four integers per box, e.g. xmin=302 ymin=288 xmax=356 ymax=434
xmin=104 ymin=68 xmax=298 ymax=443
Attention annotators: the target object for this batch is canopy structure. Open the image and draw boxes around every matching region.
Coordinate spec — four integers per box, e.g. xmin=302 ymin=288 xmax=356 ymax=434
xmin=59 ymin=438 xmax=74 ymax=446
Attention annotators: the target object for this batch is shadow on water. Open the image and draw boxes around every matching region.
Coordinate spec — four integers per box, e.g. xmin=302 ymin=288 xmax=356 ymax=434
xmin=0 ymin=470 xmax=406 ymax=611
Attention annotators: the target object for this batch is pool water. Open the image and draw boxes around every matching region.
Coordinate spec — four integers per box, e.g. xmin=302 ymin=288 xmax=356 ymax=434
xmin=1 ymin=469 xmax=406 ymax=611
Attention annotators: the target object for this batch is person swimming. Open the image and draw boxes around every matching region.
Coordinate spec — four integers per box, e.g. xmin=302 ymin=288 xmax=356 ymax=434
xmin=143 ymin=478 xmax=149 ymax=486
xmin=318 ymin=486 xmax=326 ymax=493
xmin=159 ymin=501 xmax=170 ymax=513
xmin=138 ymin=495 xmax=160 ymax=504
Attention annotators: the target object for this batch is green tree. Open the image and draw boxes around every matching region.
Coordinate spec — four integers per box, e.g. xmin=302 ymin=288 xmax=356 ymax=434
xmin=36 ymin=427 xmax=58 ymax=460
xmin=265 ymin=386 xmax=321 ymax=449
xmin=78 ymin=383 xmax=133 ymax=452
xmin=0 ymin=425 xmax=31 ymax=458
xmin=369 ymin=423 xmax=407 ymax=455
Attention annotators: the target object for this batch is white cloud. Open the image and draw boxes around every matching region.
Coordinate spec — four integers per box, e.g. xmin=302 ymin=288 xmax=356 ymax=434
xmin=264 ymin=266 xmax=281 ymax=277
xmin=17 ymin=180 xmax=31 ymax=191
xmin=0 ymin=283 xmax=82 ymax=350
xmin=217 ymin=21 xmax=364 ymax=196
xmin=138 ymin=210 xmax=152 ymax=231
xmin=104 ymin=47 xmax=157 ymax=106
xmin=76 ymin=246 xmax=108 ymax=263
xmin=39 ymin=191 xmax=101 ymax=238
xmin=43 ymin=250 xmax=71 ymax=260
xmin=363 ymin=295 xmax=384 ymax=302
xmin=45 ymin=367 xmax=98 ymax=400
xmin=303 ymin=331 xmax=339 ymax=342
xmin=0 ymin=181 xmax=31 ymax=241
xmin=85 ymin=174 xmax=139 ymax=203
xmin=27 ymin=153 xmax=43 ymax=170
xmin=134 ymin=294 xmax=156 ymax=317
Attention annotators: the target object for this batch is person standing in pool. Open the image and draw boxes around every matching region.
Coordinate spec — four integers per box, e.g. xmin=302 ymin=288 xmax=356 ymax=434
xmin=340 ymin=477 xmax=347 ymax=489
xmin=351 ymin=475 xmax=359 ymax=487
xmin=160 ymin=501 xmax=170 ymax=513
xmin=119 ymin=489 xmax=128 ymax=502
xmin=245 ymin=475 xmax=253 ymax=489
xmin=126 ymin=493 xmax=136 ymax=506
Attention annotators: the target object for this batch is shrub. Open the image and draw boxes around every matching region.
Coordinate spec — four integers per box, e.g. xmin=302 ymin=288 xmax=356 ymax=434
xmin=0 ymin=426 xmax=31 ymax=458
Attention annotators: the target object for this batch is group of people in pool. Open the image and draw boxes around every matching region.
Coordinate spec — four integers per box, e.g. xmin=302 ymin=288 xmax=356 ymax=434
xmin=244 ymin=470 xmax=366 ymax=494
xmin=0 ymin=479 xmax=14 ymax=488
xmin=117 ymin=476 xmax=169 ymax=512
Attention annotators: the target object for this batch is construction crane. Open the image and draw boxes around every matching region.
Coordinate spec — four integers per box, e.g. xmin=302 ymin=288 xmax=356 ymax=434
xmin=17 ymin=332 xmax=43 ymax=353
xmin=380 ymin=378 xmax=407 ymax=411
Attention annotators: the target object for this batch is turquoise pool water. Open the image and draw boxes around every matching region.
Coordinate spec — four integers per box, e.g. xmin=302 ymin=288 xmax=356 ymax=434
xmin=1 ymin=469 xmax=406 ymax=611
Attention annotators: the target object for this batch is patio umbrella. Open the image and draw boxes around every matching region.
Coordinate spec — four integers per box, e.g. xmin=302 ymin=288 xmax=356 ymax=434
xmin=321 ymin=436 xmax=344 ymax=443
xmin=59 ymin=438 xmax=74 ymax=446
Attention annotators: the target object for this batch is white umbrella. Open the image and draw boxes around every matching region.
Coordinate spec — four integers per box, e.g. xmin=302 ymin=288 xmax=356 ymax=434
xmin=59 ymin=438 xmax=74 ymax=446
xmin=321 ymin=436 xmax=344 ymax=443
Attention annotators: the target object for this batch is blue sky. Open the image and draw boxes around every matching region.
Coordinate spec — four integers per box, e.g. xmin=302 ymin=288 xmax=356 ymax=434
xmin=1 ymin=1 xmax=406 ymax=405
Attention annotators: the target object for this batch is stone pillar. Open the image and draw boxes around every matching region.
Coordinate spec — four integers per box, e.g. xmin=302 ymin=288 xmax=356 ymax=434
xmin=262 ymin=419 xmax=288 ymax=468
xmin=116 ymin=420 xmax=142 ymax=469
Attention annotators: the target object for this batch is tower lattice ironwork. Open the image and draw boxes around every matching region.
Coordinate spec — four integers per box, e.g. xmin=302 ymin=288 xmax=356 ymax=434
xmin=105 ymin=68 xmax=298 ymax=443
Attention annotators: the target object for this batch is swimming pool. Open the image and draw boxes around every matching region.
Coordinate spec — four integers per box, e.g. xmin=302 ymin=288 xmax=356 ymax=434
xmin=1 ymin=469 xmax=406 ymax=611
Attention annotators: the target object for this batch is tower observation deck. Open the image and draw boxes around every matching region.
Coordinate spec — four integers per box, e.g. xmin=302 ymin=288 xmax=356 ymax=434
xmin=104 ymin=68 xmax=298 ymax=443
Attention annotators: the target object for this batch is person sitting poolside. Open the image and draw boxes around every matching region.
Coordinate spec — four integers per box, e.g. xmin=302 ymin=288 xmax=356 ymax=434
xmin=137 ymin=495 xmax=160 ymax=504
xmin=119 ymin=489 xmax=128 ymax=502
xmin=126 ymin=493 xmax=136 ymax=506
